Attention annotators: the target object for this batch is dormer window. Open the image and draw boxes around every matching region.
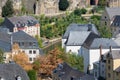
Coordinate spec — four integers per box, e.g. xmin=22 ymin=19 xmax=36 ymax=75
xmin=16 ymin=76 xmax=21 ymax=80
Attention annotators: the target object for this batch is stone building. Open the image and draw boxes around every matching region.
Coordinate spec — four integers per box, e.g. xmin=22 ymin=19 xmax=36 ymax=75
xmin=107 ymin=0 xmax=120 ymax=7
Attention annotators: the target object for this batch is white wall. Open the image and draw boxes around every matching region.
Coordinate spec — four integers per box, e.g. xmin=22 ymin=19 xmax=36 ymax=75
xmin=62 ymin=39 xmax=67 ymax=48
xmin=21 ymin=49 xmax=40 ymax=63
xmin=81 ymin=47 xmax=120 ymax=74
xmin=65 ymin=46 xmax=81 ymax=55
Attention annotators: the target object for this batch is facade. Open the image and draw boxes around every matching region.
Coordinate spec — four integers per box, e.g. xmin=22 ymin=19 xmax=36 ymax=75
xmin=52 ymin=62 xmax=95 ymax=80
xmin=2 ymin=16 xmax=40 ymax=37
xmin=106 ymin=50 xmax=120 ymax=80
xmin=0 ymin=63 xmax=29 ymax=80
xmin=81 ymin=38 xmax=120 ymax=74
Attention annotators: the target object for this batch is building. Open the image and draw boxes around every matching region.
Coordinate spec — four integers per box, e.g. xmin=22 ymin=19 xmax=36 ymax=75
xmin=52 ymin=62 xmax=95 ymax=80
xmin=81 ymin=38 xmax=120 ymax=74
xmin=62 ymin=23 xmax=99 ymax=48
xmin=0 ymin=63 xmax=29 ymax=80
xmin=2 ymin=16 xmax=40 ymax=37
xmin=106 ymin=49 xmax=120 ymax=80
xmin=0 ymin=30 xmax=40 ymax=63
xmin=12 ymin=31 xmax=40 ymax=63
xmin=65 ymin=31 xmax=100 ymax=54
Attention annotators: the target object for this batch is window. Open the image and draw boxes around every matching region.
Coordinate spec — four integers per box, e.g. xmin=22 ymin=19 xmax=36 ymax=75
xmin=105 ymin=22 xmax=107 ymax=25
xmin=21 ymin=42 xmax=24 ymax=46
xmin=29 ymin=58 xmax=32 ymax=61
xmin=33 ymin=50 xmax=36 ymax=54
xmin=29 ymin=50 xmax=32 ymax=54
xmin=108 ymin=73 xmax=111 ymax=78
xmin=108 ymin=60 xmax=110 ymax=64
xmin=108 ymin=65 xmax=111 ymax=70
xmin=105 ymin=16 xmax=107 ymax=19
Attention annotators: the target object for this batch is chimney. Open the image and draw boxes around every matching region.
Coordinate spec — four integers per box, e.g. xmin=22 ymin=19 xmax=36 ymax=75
xmin=99 ymin=45 xmax=102 ymax=56
xmin=109 ymin=46 xmax=112 ymax=52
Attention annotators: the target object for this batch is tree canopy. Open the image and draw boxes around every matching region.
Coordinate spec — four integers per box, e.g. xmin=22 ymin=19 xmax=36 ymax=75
xmin=59 ymin=0 xmax=69 ymax=11
xmin=2 ymin=0 xmax=14 ymax=17
xmin=0 ymin=49 xmax=4 ymax=63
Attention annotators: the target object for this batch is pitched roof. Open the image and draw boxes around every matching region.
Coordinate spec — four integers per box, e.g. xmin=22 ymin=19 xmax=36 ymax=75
xmin=111 ymin=50 xmax=120 ymax=59
xmin=0 ymin=63 xmax=29 ymax=80
xmin=62 ymin=23 xmax=99 ymax=39
xmin=89 ymin=38 xmax=119 ymax=49
xmin=0 ymin=40 xmax=11 ymax=52
xmin=12 ymin=31 xmax=37 ymax=42
xmin=66 ymin=31 xmax=91 ymax=46
xmin=0 ymin=31 xmax=11 ymax=43
xmin=52 ymin=62 xmax=95 ymax=80
xmin=106 ymin=7 xmax=120 ymax=20
xmin=8 ymin=15 xmax=39 ymax=27
xmin=115 ymin=66 xmax=120 ymax=72
xmin=83 ymin=32 xmax=101 ymax=48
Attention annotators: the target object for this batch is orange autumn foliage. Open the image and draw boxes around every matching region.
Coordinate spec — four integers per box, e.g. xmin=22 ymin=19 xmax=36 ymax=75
xmin=34 ymin=48 xmax=64 ymax=75
xmin=12 ymin=43 xmax=32 ymax=71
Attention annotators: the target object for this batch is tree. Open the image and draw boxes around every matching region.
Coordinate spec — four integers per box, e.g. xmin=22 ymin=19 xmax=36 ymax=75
xmin=35 ymin=35 xmax=43 ymax=48
xmin=74 ymin=8 xmax=81 ymax=16
xmin=0 ymin=49 xmax=4 ymax=63
xmin=80 ymin=8 xmax=87 ymax=14
xmin=59 ymin=0 xmax=69 ymax=11
xmin=65 ymin=53 xmax=84 ymax=71
xmin=2 ymin=0 xmax=14 ymax=17
xmin=34 ymin=48 xmax=64 ymax=75
xmin=27 ymin=70 xmax=37 ymax=80
xmin=98 ymin=0 xmax=106 ymax=6
xmin=12 ymin=43 xmax=32 ymax=71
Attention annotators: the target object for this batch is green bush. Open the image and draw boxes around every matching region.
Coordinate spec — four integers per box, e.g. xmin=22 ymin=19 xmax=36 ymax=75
xmin=59 ymin=0 xmax=69 ymax=11
xmin=74 ymin=8 xmax=81 ymax=16
xmin=80 ymin=8 xmax=87 ymax=14
xmin=27 ymin=70 xmax=37 ymax=80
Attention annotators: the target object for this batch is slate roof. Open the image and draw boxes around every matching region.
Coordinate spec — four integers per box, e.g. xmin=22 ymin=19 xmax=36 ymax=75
xmin=12 ymin=31 xmax=39 ymax=49
xmin=12 ymin=31 xmax=37 ymax=42
xmin=110 ymin=50 xmax=120 ymax=59
xmin=115 ymin=66 xmax=120 ymax=72
xmin=2 ymin=15 xmax=39 ymax=32
xmin=0 ymin=31 xmax=11 ymax=43
xmin=62 ymin=23 xmax=99 ymax=39
xmin=0 ymin=40 xmax=11 ymax=52
xmin=106 ymin=7 xmax=120 ymax=20
xmin=66 ymin=31 xmax=91 ymax=46
xmin=52 ymin=62 xmax=95 ymax=80
xmin=111 ymin=15 xmax=120 ymax=27
xmin=0 ymin=63 xmax=29 ymax=80
xmin=88 ymin=38 xmax=120 ymax=49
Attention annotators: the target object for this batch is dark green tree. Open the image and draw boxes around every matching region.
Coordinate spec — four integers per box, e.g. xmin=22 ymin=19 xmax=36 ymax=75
xmin=59 ymin=0 xmax=69 ymax=11
xmin=2 ymin=0 xmax=14 ymax=17
xmin=74 ymin=8 xmax=81 ymax=16
xmin=98 ymin=0 xmax=106 ymax=6
xmin=80 ymin=8 xmax=87 ymax=14
xmin=27 ymin=70 xmax=37 ymax=80
xmin=0 ymin=49 xmax=4 ymax=63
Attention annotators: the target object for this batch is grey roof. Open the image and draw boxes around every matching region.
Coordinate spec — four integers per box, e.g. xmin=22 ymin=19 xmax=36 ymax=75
xmin=82 ymin=32 xmax=101 ymax=48
xmin=111 ymin=15 xmax=120 ymax=27
xmin=0 ymin=40 xmax=11 ymax=52
xmin=62 ymin=23 xmax=99 ymax=39
xmin=2 ymin=15 xmax=39 ymax=32
xmin=52 ymin=62 xmax=95 ymax=80
xmin=0 ymin=63 xmax=29 ymax=80
xmin=12 ymin=31 xmax=39 ymax=49
xmin=12 ymin=31 xmax=37 ymax=42
xmin=66 ymin=31 xmax=91 ymax=46
xmin=115 ymin=66 xmax=120 ymax=72
xmin=111 ymin=50 xmax=120 ymax=59
xmin=0 ymin=31 xmax=11 ymax=43
xmin=106 ymin=7 xmax=120 ymax=20
xmin=89 ymin=38 xmax=120 ymax=49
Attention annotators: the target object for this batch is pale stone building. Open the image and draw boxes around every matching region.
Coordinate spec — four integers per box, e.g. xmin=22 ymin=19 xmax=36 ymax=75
xmin=107 ymin=0 xmax=120 ymax=7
